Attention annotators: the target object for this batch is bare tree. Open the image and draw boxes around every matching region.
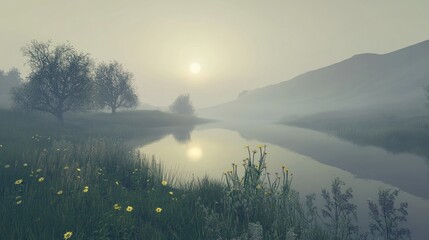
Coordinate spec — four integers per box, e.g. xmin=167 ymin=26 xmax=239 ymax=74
xmin=94 ymin=61 xmax=138 ymax=113
xmin=169 ymin=94 xmax=195 ymax=116
xmin=13 ymin=41 xmax=93 ymax=125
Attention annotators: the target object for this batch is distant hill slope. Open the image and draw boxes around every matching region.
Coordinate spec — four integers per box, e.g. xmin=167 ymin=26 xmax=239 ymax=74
xmin=200 ymin=40 xmax=429 ymax=120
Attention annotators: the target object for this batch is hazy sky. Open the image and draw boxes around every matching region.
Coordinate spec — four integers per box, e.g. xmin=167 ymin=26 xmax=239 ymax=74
xmin=1 ymin=0 xmax=429 ymax=107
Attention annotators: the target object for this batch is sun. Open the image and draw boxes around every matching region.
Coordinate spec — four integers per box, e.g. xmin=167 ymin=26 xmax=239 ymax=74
xmin=189 ymin=62 xmax=201 ymax=74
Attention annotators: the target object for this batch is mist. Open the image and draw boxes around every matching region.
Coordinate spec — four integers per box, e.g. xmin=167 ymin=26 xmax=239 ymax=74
xmin=1 ymin=1 xmax=429 ymax=239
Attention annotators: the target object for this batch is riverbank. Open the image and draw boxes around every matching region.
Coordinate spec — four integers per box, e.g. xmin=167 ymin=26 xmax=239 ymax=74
xmin=284 ymin=109 xmax=429 ymax=160
xmin=0 ymin=110 xmax=414 ymax=239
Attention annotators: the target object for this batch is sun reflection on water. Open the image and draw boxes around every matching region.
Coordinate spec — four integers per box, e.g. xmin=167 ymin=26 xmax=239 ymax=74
xmin=186 ymin=146 xmax=203 ymax=161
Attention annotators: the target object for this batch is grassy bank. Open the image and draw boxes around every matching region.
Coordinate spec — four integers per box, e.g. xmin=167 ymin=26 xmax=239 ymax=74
xmin=0 ymin=109 xmax=411 ymax=239
xmin=0 ymin=109 xmax=209 ymax=145
xmin=285 ymin=110 xmax=429 ymax=160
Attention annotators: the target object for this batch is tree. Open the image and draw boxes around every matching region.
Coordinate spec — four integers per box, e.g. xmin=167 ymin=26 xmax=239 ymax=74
xmin=13 ymin=41 xmax=93 ymax=125
xmin=169 ymin=94 xmax=195 ymax=116
xmin=94 ymin=61 xmax=138 ymax=113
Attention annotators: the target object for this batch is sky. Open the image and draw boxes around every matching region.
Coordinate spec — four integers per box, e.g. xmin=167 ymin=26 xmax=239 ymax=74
xmin=1 ymin=0 xmax=429 ymax=108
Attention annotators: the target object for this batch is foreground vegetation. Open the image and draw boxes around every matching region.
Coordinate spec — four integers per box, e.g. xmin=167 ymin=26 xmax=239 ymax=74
xmin=0 ymin=110 xmax=411 ymax=239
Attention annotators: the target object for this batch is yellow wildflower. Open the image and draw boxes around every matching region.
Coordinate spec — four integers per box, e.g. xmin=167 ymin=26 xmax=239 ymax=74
xmin=16 ymin=200 xmax=22 ymax=205
xmin=57 ymin=190 xmax=63 ymax=195
xmin=115 ymin=181 xmax=119 ymax=185
xmin=113 ymin=203 xmax=121 ymax=210
xmin=76 ymin=168 xmax=81 ymax=172
xmin=83 ymin=186 xmax=89 ymax=193
xmin=15 ymin=179 xmax=23 ymax=185
xmin=16 ymin=196 xmax=21 ymax=200
xmin=64 ymin=231 xmax=73 ymax=239
xmin=38 ymin=177 xmax=45 ymax=182
xmin=126 ymin=206 xmax=133 ymax=212
xmin=161 ymin=180 xmax=167 ymax=186
xmin=155 ymin=207 xmax=162 ymax=213
xmin=169 ymin=191 xmax=174 ymax=195
xmin=23 ymin=163 xmax=28 ymax=167
xmin=64 ymin=166 xmax=69 ymax=170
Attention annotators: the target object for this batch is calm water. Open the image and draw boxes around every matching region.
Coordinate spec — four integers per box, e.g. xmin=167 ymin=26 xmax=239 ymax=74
xmin=137 ymin=121 xmax=429 ymax=239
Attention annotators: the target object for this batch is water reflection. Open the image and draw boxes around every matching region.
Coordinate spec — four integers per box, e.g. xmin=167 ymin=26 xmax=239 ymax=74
xmin=172 ymin=125 xmax=194 ymax=143
xmin=136 ymin=122 xmax=429 ymax=239
xmin=187 ymin=145 xmax=203 ymax=161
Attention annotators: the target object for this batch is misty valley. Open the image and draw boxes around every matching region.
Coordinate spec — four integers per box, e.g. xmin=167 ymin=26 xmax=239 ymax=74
xmin=2 ymin=40 xmax=429 ymax=240
xmin=2 ymin=2 xmax=429 ymax=240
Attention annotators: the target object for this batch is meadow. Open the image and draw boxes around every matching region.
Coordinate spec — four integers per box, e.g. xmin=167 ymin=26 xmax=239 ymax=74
xmin=0 ymin=109 xmax=411 ymax=240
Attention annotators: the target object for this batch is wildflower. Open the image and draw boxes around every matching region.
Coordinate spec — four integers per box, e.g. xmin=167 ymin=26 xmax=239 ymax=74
xmin=64 ymin=166 xmax=69 ymax=170
xmin=83 ymin=186 xmax=89 ymax=192
xmin=169 ymin=191 xmax=174 ymax=195
xmin=4 ymin=164 xmax=10 ymax=168
xmin=161 ymin=180 xmax=167 ymax=186
xmin=57 ymin=190 xmax=63 ymax=195
xmin=64 ymin=231 xmax=73 ymax=239
xmin=16 ymin=196 xmax=21 ymax=200
xmin=115 ymin=181 xmax=119 ymax=185
xmin=0 ymin=144 xmax=2 ymax=148
xmin=76 ymin=168 xmax=81 ymax=172
xmin=155 ymin=207 xmax=163 ymax=213
xmin=23 ymin=163 xmax=28 ymax=167
xmin=113 ymin=203 xmax=121 ymax=210
xmin=38 ymin=177 xmax=45 ymax=182
xmin=36 ymin=168 xmax=42 ymax=172
xmin=15 ymin=179 xmax=23 ymax=185
xmin=126 ymin=206 xmax=133 ymax=212
xmin=56 ymin=148 xmax=60 ymax=151
xmin=16 ymin=200 xmax=22 ymax=205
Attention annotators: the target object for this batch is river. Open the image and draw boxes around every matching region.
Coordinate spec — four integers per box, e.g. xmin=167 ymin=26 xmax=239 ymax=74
xmin=136 ymin=121 xmax=429 ymax=239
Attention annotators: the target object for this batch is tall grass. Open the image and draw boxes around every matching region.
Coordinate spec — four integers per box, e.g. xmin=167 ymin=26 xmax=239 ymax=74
xmin=0 ymin=109 xmax=411 ymax=239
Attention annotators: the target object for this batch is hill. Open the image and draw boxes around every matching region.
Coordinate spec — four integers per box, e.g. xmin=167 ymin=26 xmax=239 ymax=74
xmin=200 ymin=40 xmax=429 ymax=120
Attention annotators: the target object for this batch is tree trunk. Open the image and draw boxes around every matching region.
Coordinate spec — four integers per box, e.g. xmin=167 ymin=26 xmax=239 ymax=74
xmin=111 ymin=107 xmax=116 ymax=114
xmin=57 ymin=112 xmax=64 ymax=126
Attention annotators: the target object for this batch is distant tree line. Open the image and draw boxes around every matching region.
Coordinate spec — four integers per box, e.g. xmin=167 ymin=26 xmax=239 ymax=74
xmin=0 ymin=68 xmax=22 ymax=108
xmin=11 ymin=40 xmax=139 ymax=125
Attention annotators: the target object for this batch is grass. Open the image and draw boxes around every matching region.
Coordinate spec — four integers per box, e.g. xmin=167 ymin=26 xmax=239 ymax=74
xmin=0 ymin=109 xmax=411 ymax=239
